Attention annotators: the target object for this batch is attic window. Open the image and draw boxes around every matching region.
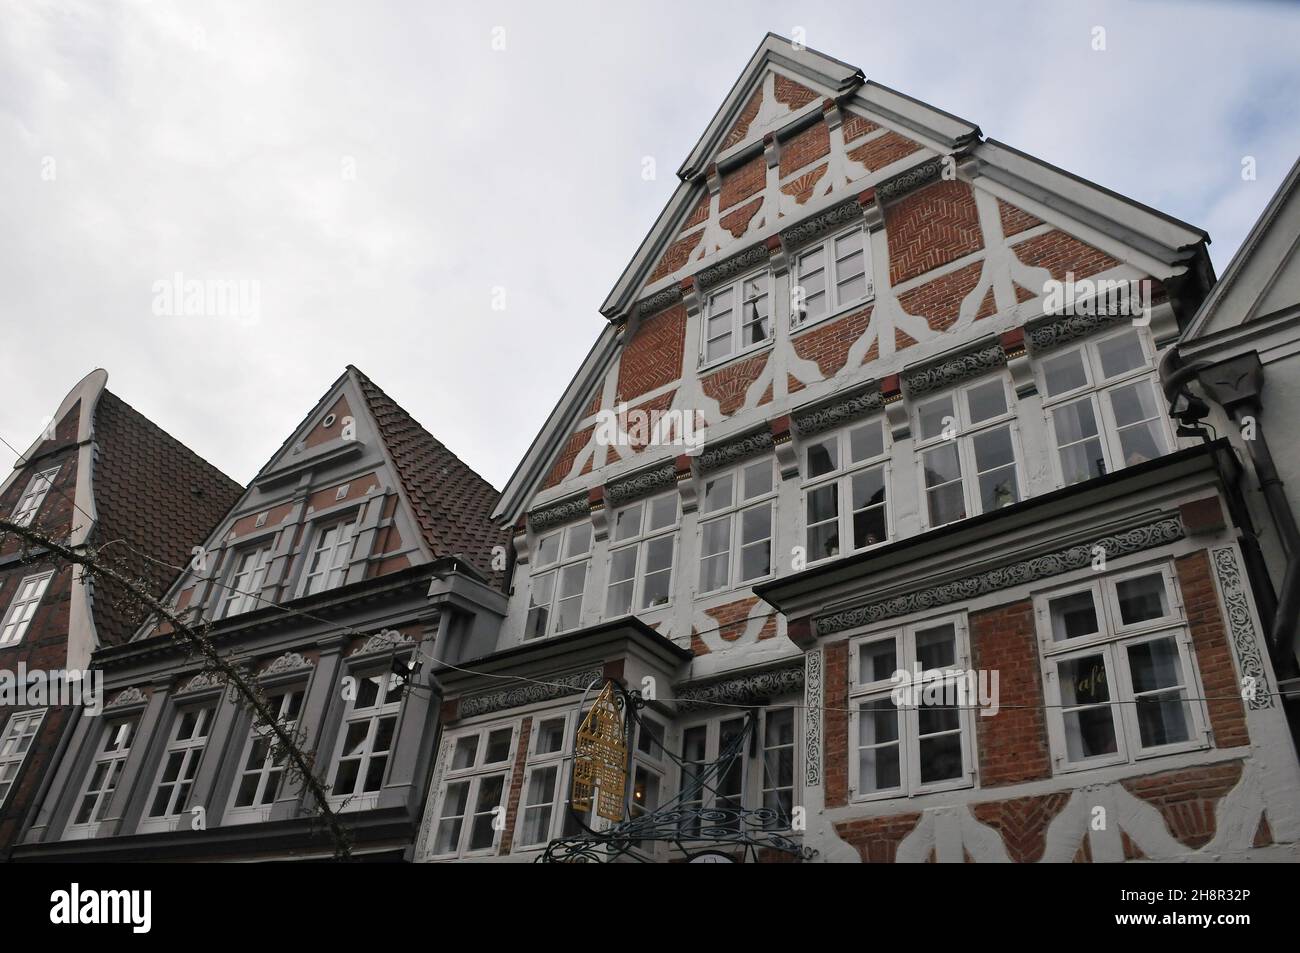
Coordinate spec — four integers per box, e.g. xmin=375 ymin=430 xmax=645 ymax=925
xmin=10 ymin=466 xmax=60 ymax=528
xmin=701 ymin=270 xmax=772 ymax=366
xmin=323 ymin=414 xmax=337 ymax=428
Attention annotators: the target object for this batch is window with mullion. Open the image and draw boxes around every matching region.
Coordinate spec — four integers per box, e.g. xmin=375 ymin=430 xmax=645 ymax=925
xmin=10 ymin=466 xmax=60 ymax=528
xmin=1037 ymin=565 xmax=1202 ymax=771
xmin=702 ymin=270 xmax=772 ymax=365
xmin=915 ymin=376 xmax=1021 ymax=528
xmin=145 ymin=705 xmax=216 ymax=822
xmin=515 ymin=711 xmax=587 ymax=849
xmin=605 ymin=494 xmax=678 ymax=616
xmin=526 ymin=521 xmax=592 ymax=639
xmin=330 ymin=671 xmax=404 ymax=801
xmin=698 ymin=459 xmax=776 ymax=594
xmin=792 ymin=226 xmax=872 ymax=328
xmin=0 ymin=709 xmax=46 ymax=808
xmin=219 ymin=545 xmax=274 ymax=618
xmin=801 ymin=418 xmax=889 ymax=563
xmin=676 ymin=715 xmax=748 ymax=836
xmin=0 ymin=571 xmax=54 ymax=647
xmin=230 ymin=687 xmax=305 ymax=816
xmin=432 ymin=722 xmax=517 ymax=858
xmin=69 ymin=716 xmax=138 ymax=831
xmin=1041 ymin=328 xmax=1171 ymax=487
xmin=301 ymin=516 xmax=358 ymax=596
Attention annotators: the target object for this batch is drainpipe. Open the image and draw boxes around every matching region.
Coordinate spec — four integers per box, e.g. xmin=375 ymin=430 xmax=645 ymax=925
xmin=1160 ymin=348 xmax=1300 ymax=689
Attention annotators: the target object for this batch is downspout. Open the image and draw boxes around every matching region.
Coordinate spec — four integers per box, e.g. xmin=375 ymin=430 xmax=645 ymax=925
xmin=1160 ymin=348 xmax=1300 ymax=684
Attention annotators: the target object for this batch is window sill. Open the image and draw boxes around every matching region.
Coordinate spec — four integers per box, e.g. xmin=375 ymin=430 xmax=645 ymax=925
xmin=789 ymin=295 xmax=875 ymax=338
xmin=697 ymin=338 xmax=774 ymax=376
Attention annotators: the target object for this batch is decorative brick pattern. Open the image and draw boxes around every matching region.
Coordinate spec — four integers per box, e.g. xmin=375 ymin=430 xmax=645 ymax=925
xmin=720 ymin=155 xmax=767 ymax=212
xmin=974 ymin=286 xmax=997 ymax=320
xmin=791 ymin=305 xmax=875 ymax=376
xmin=834 ymin=812 xmax=922 ymax=862
xmin=691 ymin=627 xmax=711 ymax=656
xmin=969 ymin=599 xmax=1053 ymax=787
xmin=616 ymin=390 xmax=677 ymax=454
xmin=617 ymin=302 xmax=687 ymax=402
xmin=701 ymin=353 xmax=769 ymax=416
xmin=897 ymin=260 xmax=986 ymax=333
xmin=648 ymin=230 xmax=704 ymax=283
xmin=498 ymin=717 xmax=533 ymax=854
xmin=1012 ymin=230 xmax=1120 ymax=282
xmin=886 ymin=180 xmax=984 ymax=286
xmin=1014 ymin=281 xmax=1037 ymax=303
xmin=774 ymin=74 xmax=818 ymax=110
xmin=720 ymin=196 xmax=764 ymax=238
xmin=780 ymin=164 xmax=827 ymax=205
xmin=824 ymin=640 xmax=849 ymax=808
xmin=681 ymin=192 xmax=711 ymax=232
xmin=724 ymin=86 xmax=764 ymax=149
xmin=847 ymin=131 xmax=922 ymax=173
xmin=779 ymin=120 xmax=830 ymax=179
xmin=1175 ymin=550 xmax=1250 ymax=748
xmin=541 ymin=424 xmax=594 ymax=489
xmin=895 ymin=326 xmax=920 ymax=351
xmin=704 ymin=597 xmax=761 ymax=642
xmin=841 ymin=113 xmax=881 ymax=143
xmin=971 ymin=792 xmax=1072 ymax=863
xmin=1121 ymin=761 xmax=1244 ymax=849
xmin=998 ymin=198 xmax=1043 ymax=238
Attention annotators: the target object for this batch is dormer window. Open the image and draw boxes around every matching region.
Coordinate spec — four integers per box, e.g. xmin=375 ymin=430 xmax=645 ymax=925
xmin=702 ymin=270 xmax=772 ymax=365
xmin=219 ymin=546 xmax=274 ymax=618
xmin=10 ymin=466 xmax=60 ymax=528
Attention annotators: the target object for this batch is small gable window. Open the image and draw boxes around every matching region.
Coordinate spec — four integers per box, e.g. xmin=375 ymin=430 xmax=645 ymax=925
xmin=0 ymin=571 xmax=54 ymax=648
xmin=702 ymin=270 xmax=772 ymax=366
xmin=10 ymin=466 xmax=60 ymax=528
xmin=301 ymin=517 xmax=358 ymax=596
xmin=792 ymin=225 xmax=872 ymax=329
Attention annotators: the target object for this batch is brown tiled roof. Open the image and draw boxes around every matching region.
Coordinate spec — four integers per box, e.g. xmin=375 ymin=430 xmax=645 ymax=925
xmin=89 ymin=391 xmax=244 ymax=645
xmin=351 ymin=367 xmax=511 ymax=586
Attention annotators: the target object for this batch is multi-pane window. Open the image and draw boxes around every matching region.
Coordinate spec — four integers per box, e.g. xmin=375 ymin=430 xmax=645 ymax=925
xmin=0 ymin=709 xmax=46 ymax=808
xmin=698 ymin=459 xmax=775 ymax=594
xmin=678 ymin=716 xmax=749 ymax=835
xmin=70 ymin=717 xmax=138 ymax=829
xmin=230 ymin=687 xmax=305 ymax=817
xmin=330 ymin=671 xmax=403 ymax=801
xmin=760 ymin=707 xmax=796 ymax=825
xmin=0 ymin=571 xmax=53 ymax=647
xmin=915 ymin=376 xmax=1022 ymax=528
xmin=801 ymin=418 xmax=889 ymax=563
xmin=1037 ymin=565 xmax=1204 ymax=770
xmin=792 ymin=226 xmax=872 ymax=327
xmin=10 ymin=466 xmax=59 ymax=527
xmin=526 ymin=522 xmax=592 ymax=639
xmin=606 ymin=494 xmax=678 ymax=615
xmin=219 ymin=545 xmax=273 ymax=618
xmin=630 ymin=716 xmax=666 ymax=828
xmin=850 ymin=616 xmax=972 ymax=798
xmin=515 ymin=712 xmax=589 ymax=850
xmin=300 ymin=517 xmax=357 ymax=596
xmin=145 ymin=705 xmax=215 ymax=822
xmin=431 ymin=724 xmax=516 ymax=858
xmin=702 ymin=270 xmax=772 ymax=364
xmin=1039 ymin=328 xmax=1172 ymax=486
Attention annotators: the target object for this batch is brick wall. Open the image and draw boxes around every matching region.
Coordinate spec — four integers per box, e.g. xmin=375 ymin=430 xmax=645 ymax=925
xmin=1175 ymin=550 xmax=1250 ymax=748
xmin=847 ymin=130 xmax=922 ymax=173
xmin=719 ymin=155 xmax=766 ymax=212
xmin=773 ymin=75 xmax=818 ymax=109
xmin=779 ymin=120 xmax=830 ymax=179
xmin=997 ymin=198 xmax=1042 ymax=238
xmin=886 ymin=180 xmax=984 ymax=286
xmin=1012 ymin=230 xmax=1120 ymax=282
xmin=824 ymin=640 xmax=849 ymax=808
xmin=1121 ymin=760 xmax=1243 ymax=849
xmin=897 ymin=261 xmax=986 ymax=333
xmin=970 ymin=791 xmax=1071 ymax=862
xmin=617 ymin=303 xmax=686 ymax=403
xmin=648 ymin=230 xmax=704 ymax=284
xmin=791 ymin=305 xmax=875 ymax=376
xmin=834 ymin=812 xmax=921 ymax=862
xmin=499 ymin=717 xmax=533 ymax=854
xmin=701 ymin=354 xmax=769 ymax=417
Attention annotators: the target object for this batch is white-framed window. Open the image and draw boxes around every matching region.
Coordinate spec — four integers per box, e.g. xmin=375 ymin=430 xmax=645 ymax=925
xmin=430 ymin=723 xmax=517 ymax=858
xmin=219 ymin=545 xmax=274 ymax=618
xmin=698 ymin=458 xmax=776 ymax=594
xmin=1036 ymin=564 xmax=1206 ymax=771
xmin=0 ymin=709 xmax=46 ymax=808
xmin=676 ymin=707 xmax=800 ymax=833
xmin=0 ymin=571 xmax=53 ymax=648
xmin=68 ymin=716 xmax=138 ymax=832
xmin=300 ymin=516 xmax=358 ymax=596
xmin=228 ymin=687 xmax=305 ymax=819
xmin=142 ymin=704 xmax=216 ymax=826
xmin=10 ymin=466 xmax=60 ymax=528
xmin=849 ymin=615 xmax=974 ymax=799
xmin=1039 ymin=327 xmax=1172 ymax=487
xmin=702 ymin=269 xmax=772 ymax=365
xmin=792 ymin=225 xmax=873 ymax=328
xmin=606 ymin=493 xmax=679 ymax=616
xmin=526 ymin=521 xmax=592 ymax=639
xmin=630 ymin=715 xmax=666 ymax=826
xmin=801 ymin=417 xmax=890 ymax=563
xmin=514 ymin=711 xmax=589 ymax=850
xmin=915 ymin=375 xmax=1023 ymax=528
xmin=329 ymin=671 xmax=403 ymax=803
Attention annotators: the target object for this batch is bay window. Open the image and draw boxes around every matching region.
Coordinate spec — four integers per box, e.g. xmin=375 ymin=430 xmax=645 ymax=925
xmin=1036 ymin=564 xmax=1205 ymax=771
xmin=229 ymin=687 xmax=305 ymax=819
xmin=915 ymin=376 xmax=1022 ymax=528
xmin=605 ymin=494 xmax=678 ymax=616
xmin=792 ymin=225 xmax=872 ymax=327
xmin=676 ymin=708 xmax=799 ymax=834
xmin=702 ymin=270 xmax=772 ymax=365
xmin=431 ymin=723 xmax=516 ymax=858
xmin=329 ymin=671 xmax=403 ymax=803
xmin=801 ymin=417 xmax=890 ymax=563
xmin=68 ymin=716 xmax=138 ymax=833
xmin=849 ymin=615 xmax=973 ymax=799
xmin=142 ymin=704 xmax=216 ymax=826
xmin=1039 ymin=328 xmax=1172 ymax=486
xmin=698 ymin=458 xmax=776 ymax=594
xmin=515 ymin=711 xmax=589 ymax=850
xmin=0 ymin=709 xmax=46 ymax=808
xmin=527 ymin=521 xmax=592 ymax=639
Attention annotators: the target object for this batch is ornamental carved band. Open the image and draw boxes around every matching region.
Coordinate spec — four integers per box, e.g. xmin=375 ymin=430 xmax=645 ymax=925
xmin=697 ymin=244 xmax=771 ymax=290
xmin=804 ymin=650 xmax=824 ymax=787
xmin=875 ymin=156 xmax=945 ymax=204
xmin=698 ymin=430 xmax=774 ymax=472
xmin=458 ymin=667 xmax=604 ymax=719
xmin=605 ymin=462 xmax=677 ymax=506
xmin=352 ymin=629 xmax=414 ymax=656
xmin=903 ymin=343 xmax=1007 ymax=397
xmin=1211 ymin=546 xmax=1273 ymax=710
xmin=529 ymin=495 xmax=589 ymax=531
xmin=794 ymin=388 xmax=884 ymax=437
xmin=1025 ymin=310 xmax=1131 ymax=353
xmin=814 ymin=518 xmax=1185 ymax=636
xmin=780 ymin=197 xmax=864 ymax=252
xmin=636 ymin=284 xmax=684 ymax=318
xmin=674 ymin=664 xmax=804 ymax=712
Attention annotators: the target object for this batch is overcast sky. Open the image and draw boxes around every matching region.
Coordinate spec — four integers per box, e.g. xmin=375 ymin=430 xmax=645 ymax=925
xmin=2 ymin=0 xmax=1298 ymax=493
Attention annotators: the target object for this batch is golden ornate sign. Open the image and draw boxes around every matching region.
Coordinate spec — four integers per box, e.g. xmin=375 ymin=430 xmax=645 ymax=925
xmin=572 ymin=683 xmax=627 ymax=822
